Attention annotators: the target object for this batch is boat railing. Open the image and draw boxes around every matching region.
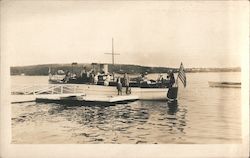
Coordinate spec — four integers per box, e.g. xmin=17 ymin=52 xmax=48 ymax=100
xmin=11 ymin=84 xmax=84 ymax=95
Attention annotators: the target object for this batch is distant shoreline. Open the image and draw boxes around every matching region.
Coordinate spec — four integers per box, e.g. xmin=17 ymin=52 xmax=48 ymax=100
xmin=10 ymin=63 xmax=241 ymax=76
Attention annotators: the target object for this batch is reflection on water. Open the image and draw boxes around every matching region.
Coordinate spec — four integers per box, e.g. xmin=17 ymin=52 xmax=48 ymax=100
xmin=11 ymin=72 xmax=241 ymax=144
xmin=12 ymin=100 xmax=190 ymax=144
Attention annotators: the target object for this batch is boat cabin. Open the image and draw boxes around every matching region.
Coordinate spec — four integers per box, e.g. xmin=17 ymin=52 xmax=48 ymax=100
xmin=49 ymin=63 xmax=175 ymax=88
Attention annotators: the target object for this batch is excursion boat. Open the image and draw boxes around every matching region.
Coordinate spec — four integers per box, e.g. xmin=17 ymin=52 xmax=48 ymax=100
xmin=48 ymin=39 xmax=186 ymax=101
xmin=208 ymin=81 xmax=241 ymax=88
xmin=48 ymin=63 xmax=186 ymax=101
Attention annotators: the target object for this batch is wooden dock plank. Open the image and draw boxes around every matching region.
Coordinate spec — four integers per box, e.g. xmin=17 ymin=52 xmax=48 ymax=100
xmin=11 ymin=93 xmax=85 ymax=104
xmin=11 ymin=95 xmax=36 ymax=103
xmin=12 ymin=93 xmax=139 ymax=105
xmin=36 ymin=94 xmax=139 ymax=105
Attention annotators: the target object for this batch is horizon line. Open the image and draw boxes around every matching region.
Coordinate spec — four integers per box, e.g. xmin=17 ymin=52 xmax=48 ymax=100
xmin=10 ymin=62 xmax=241 ymax=69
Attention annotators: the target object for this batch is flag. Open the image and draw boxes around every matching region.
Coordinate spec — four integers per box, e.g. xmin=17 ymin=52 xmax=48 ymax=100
xmin=178 ymin=62 xmax=186 ymax=87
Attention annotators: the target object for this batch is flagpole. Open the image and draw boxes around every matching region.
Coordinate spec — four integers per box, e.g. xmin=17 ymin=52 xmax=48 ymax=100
xmin=176 ymin=65 xmax=181 ymax=87
xmin=176 ymin=76 xmax=178 ymax=87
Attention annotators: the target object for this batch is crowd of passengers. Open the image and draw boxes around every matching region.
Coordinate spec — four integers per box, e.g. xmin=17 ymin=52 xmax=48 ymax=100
xmin=60 ymin=67 xmax=176 ymax=89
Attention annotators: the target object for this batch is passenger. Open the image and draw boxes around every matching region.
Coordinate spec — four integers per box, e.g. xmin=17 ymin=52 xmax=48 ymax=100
xmin=124 ymin=73 xmax=130 ymax=94
xmin=169 ymin=70 xmax=175 ymax=87
xmin=86 ymin=71 xmax=90 ymax=78
xmin=80 ymin=67 xmax=86 ymax=77
xmin=116 ymin=77 xmax=122 ymax=95
xmin=90 ymin=72 xmax=95 ymax=84
xmin=72 ymin=73 xmax=77 ymax=78
xmin=104 ymin=75 xmax=110 ymax=86
xmin=94 ymin=74 xmax=98 ymax=84
xmin=142 ymin=72 xmax=148 ymax=81
xmin=166 ymin=75 xmax=170 ymax=82
xmin=63 ymin=71 xmax=70 ymax=83
xmin=161 ymin=77 xmax=164 ymax=83
xmin=107 ymin=74 xmax=111 ymax=81
xmin=157 ymin=74 xmax=163 ymax=82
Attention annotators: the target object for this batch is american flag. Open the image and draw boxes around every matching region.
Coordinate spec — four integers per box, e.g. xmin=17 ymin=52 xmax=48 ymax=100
xmin=178 ymin=62 xmax=186 ymax=87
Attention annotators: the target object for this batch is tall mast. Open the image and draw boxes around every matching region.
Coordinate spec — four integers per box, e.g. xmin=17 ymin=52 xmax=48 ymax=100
xmin=105 ymin=38 xmax=120 ymax=65
xmin=112 ymin=38 xmax=114 ymax=65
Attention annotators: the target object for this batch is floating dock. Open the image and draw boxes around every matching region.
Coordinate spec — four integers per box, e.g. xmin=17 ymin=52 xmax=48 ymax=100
xmin=11 ymin=93 xmax=139 ymax=105
xmin=11 ymin=84 xmax=139 ymax=105
xmin=11 ymin=95 xmax=36 ymax=103
xmin=36 ymin=94 xmax=139 ymax=105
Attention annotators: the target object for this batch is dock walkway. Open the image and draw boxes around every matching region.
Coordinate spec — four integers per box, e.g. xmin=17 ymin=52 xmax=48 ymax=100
xmin=11 ymin=84 xmax=84 ymax=95
xmin=11 ymin=84 xmax=138 ymax=105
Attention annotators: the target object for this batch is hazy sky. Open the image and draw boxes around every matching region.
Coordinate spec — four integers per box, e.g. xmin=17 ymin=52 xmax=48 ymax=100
xmin=1 ymin=1 xmax=248 ymax=67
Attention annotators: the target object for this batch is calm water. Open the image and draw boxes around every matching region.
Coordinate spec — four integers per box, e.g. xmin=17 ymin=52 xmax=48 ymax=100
xmin=11 ymin=72 xmax=241 ymax=144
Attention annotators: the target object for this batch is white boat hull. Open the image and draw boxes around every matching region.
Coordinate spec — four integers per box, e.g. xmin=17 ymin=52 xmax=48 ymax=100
xmin=75 ymin=84 xmax=168 ymax=100
xmin=208 ymin=81 xmax=241 ymax=88
xmin=12 ymin=84 xmax=173 ymax=101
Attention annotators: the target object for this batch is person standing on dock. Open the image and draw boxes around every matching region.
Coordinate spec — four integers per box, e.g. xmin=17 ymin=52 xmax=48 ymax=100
xmin=80 ymin=66 xmax=86 ymax=77
xmin=90 ymin=71 xmax=95 ymax=84
xmin=124 ymin=73 xmax=130 ymax=94
xmin=116 ymin=77 xmax=122 ymax=95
